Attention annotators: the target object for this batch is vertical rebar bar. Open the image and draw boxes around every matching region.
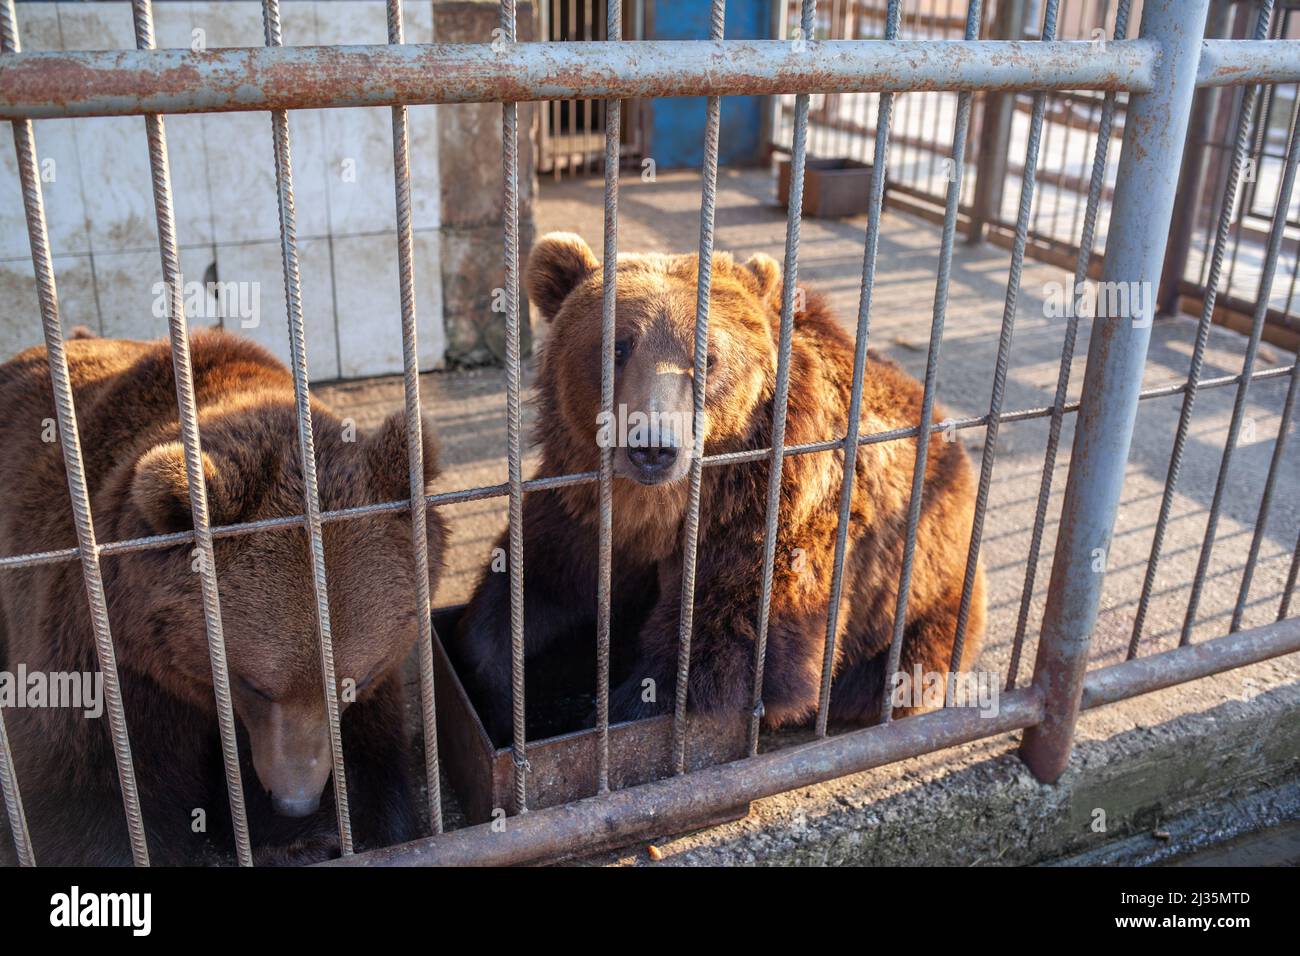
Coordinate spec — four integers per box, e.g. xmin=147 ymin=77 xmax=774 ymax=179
xmin=813 ymin=0 xmax=902 ymax=740
xmin=877 ymin=0 xmax=981 ymax=726
xmin=386 ymin=0 xmax=443 ymax=835
xmin=595 ymin=0 xmax=622 ymax=793
xmin=1280 ymin=527 xmax=1300 ymax=621
xmin=1020 ymin=0 xmax=1210 ymax=783
xmin=751 ymin=0 xmax=817 ymax=755
xmin=499 ymin=0 xmax=529 ymax=812
xmin=1181 ymin=93 xmax=1300 ymax=646
xmin=1232 ymin=357 xmax=1299 ymax=631
xmin=1009 ymin=0 xmax=1130 ymax=689
xmin=672 ymin=0 xmax=727 ymax=775
xmin=0 ymin=687 xmax=33 ymax=865
xmin=131 ymin=0 xmax=253 ymax=866
xmin=2 ymin=0 xmax=150 ymax=867
xmin=1128 ymin=0 xmax=1274 ymax=658
xmin=0 ymin=7 xmax=34 ymax=870
xmin=261 ymin=0 xmax=353 ymax=853
xmin=947 ymin=0 xmax=1059 ymax=683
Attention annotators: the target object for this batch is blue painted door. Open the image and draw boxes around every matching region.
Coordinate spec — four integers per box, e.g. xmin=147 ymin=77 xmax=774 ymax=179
xmin=648 ymin=0 xmax=771 ymax=168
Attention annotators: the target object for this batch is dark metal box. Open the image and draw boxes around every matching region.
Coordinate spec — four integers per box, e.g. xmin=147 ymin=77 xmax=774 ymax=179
xmin=777 ymin=156 xmax=881 ymax=218
xmin=430 ymin=607 xmax=751 ymax=834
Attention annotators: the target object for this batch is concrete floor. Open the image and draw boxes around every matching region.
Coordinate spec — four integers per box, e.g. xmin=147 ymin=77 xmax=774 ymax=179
xmin=318 ymin=164 xmax=1300 ymax=685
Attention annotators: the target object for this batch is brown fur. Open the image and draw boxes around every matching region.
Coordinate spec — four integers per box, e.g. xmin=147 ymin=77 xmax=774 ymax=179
xmin=455 ymin=233 xmax=985 ymax=743
xmin=0 ymin=329 xmax=446 ymax=865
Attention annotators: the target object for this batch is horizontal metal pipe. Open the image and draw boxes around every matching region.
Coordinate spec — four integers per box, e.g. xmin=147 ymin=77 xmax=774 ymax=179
xmin=1 ymin=362 xmax=1292 ymax=573
xmin=331 ymin=616 xmax=1300 ymax=867
xmin=1082 ymin=616 xmax=1300 ymax=710
xmin=324 ymin=688 xmax=1046 ymax=866
xmin=1198 ymin=39 xmax=1300 ymax=87
xmin=0 ymin=39 xmax=1158 ymax=120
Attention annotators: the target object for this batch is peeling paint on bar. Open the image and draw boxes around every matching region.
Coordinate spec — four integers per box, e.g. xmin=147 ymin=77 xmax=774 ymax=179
xmin=0 ymin=40 xmax=1159 ymax=120
xmin=1197 ymin=39 xmax=1300 ymax=87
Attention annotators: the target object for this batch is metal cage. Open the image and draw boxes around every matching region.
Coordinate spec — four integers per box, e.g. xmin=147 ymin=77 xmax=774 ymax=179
xmin=0 ymin=0 xmax=1296 ymax=867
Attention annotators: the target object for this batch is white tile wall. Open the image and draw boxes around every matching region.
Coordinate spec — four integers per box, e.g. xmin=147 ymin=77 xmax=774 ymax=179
xmin=0 ymin=255 xmax=99 ymax=360
xmin=0 ymin=1 xmax=446 ymax=378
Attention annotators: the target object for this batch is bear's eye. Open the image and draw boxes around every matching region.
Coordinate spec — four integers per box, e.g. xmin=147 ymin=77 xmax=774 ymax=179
xmin=237 ymin=675 xmax=275 ymax=703
xmin=706 ymin=351 xmax=719 ymax=372
xmin=613 ymin=339 xmax=631 ymax=365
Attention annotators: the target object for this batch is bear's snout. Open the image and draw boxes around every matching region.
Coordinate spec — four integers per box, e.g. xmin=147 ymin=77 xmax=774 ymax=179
xmin=272 ymin=791 xmax=322 ymax=818
xmin=244 ymin=700 xmax=335 ymax=819
xmin=612 ymin=357 xmax=695 ymax=485
xmin=626 ymin=442 xmax=679 ymax=479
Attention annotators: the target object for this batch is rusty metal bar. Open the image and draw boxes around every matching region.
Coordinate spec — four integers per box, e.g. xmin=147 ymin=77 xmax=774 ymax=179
xmin=0 ymin=690 xmax=32 ymax=866
xmin=1129 ymin=0 xmax=1274 ymax=659
xmin=753 ymin=0 xmax=818 ymax=755
xmin=1009 ymin=0 xmax=1131 ymax=690
xmin=326 ymin=686 xmax=1047 ymax=867
xmin=968 ymin=0 xmax=1028 ymax=243
xmin=1 ymin=0 xmax=150 ymax=867
xmin=1232 ymin=357 xmax=1299 ymax=632
xmin=500 ymin=0 xmax=529 ymax=814
xmin=816 ymin=0 xmax=901 ymax=740
xmin=1197 ymin=38 xmax=1300 ymax=86
xmin=332 ymin=608 xmax=1300 ymax=868
xmin=1181 ymin=92 xmax=1300 ymax=647
xmin=1281 ymin=528 xmax=1300 ymax=621
xmin=386 ymin=0 xmax=443 ymax=836
xmin=672 ymin=0 xmax=727 ymax=777
xmin=261 ymin=0 xmax=352 ymax=854
xmin=879 ymin=0 xmax=982 ymax=727
xmin=1082 ymin=616 xmax=1300 ymax=710
xmin=949 ymin=0 xmax=1059 ymax=681
xmin=1019 ymin=0 xmax=1210 ymax=784
xmin=0 ymin=40 xmax=1163 ymax=122
xmin=131 ymin=0 xmax=253 ymax=867
xmin=595 ymin=0 xmax=622 ymax=793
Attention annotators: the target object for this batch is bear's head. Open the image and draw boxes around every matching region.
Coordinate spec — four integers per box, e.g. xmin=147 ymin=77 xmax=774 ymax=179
xmin=123 ymin=403 xmax=444 ymax=818
xmin=526 ymin=232 xmax=779 ymax=487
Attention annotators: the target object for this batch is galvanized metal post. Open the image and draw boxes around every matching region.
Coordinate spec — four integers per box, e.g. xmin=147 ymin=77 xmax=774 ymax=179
xmin=1018 ymin=0 xmax=1210 ymax=783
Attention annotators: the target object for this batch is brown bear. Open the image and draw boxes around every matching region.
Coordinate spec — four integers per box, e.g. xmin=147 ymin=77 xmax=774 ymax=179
xmin=455 ymin=233 xmax=984 ymax=746
xmin=0 ymin=329 xmax=445 ymax=865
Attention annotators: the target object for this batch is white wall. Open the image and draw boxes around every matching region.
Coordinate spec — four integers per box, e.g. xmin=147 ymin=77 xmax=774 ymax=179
xmin=0 ymin=1 xmax=445 ymax=380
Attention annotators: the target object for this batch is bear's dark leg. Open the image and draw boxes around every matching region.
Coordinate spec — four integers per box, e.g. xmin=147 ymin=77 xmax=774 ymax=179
xmin=828 ymin=605 xmax=965 ymax=725
xmin=454 ymin=491 xmax=598 ymax=745
xmin=826 ymin=651 xmax=888 ymax=726
xmin=341 ymin=672 xmax=420 ymax=850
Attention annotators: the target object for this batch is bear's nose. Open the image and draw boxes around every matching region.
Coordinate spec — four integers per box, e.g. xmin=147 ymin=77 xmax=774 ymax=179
xmin=627 ymin=443 xmax=678 ymax=478
xmin=272 ymin=793 xmax=322 ymax=818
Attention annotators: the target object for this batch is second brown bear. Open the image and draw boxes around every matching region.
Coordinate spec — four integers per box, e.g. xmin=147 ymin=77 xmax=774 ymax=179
xmin=455 ymin=233 xmax=984 ymax=744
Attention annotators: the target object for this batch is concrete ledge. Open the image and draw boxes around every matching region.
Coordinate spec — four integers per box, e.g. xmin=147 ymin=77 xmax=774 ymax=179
xmin=584 ymin=655 xmax=1300 ymax=866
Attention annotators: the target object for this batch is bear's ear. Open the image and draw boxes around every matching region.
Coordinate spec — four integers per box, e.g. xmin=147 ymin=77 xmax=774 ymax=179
xmin=131 ymin=441 xmax=233 ymax=534
xmin=365 ymin=410 xmax=440 ymax=500
xmin=742 ymin=253 xmax=783 ymax=307
xmin=525 ymin=232 xmax=599 ymax=321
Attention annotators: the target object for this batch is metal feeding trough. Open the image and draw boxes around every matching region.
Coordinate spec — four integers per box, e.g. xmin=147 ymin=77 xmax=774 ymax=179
xmin=777 ymin=157 xmax=881 ymax=219
xmin=430 ymin=607 xmax=751 ymax=840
